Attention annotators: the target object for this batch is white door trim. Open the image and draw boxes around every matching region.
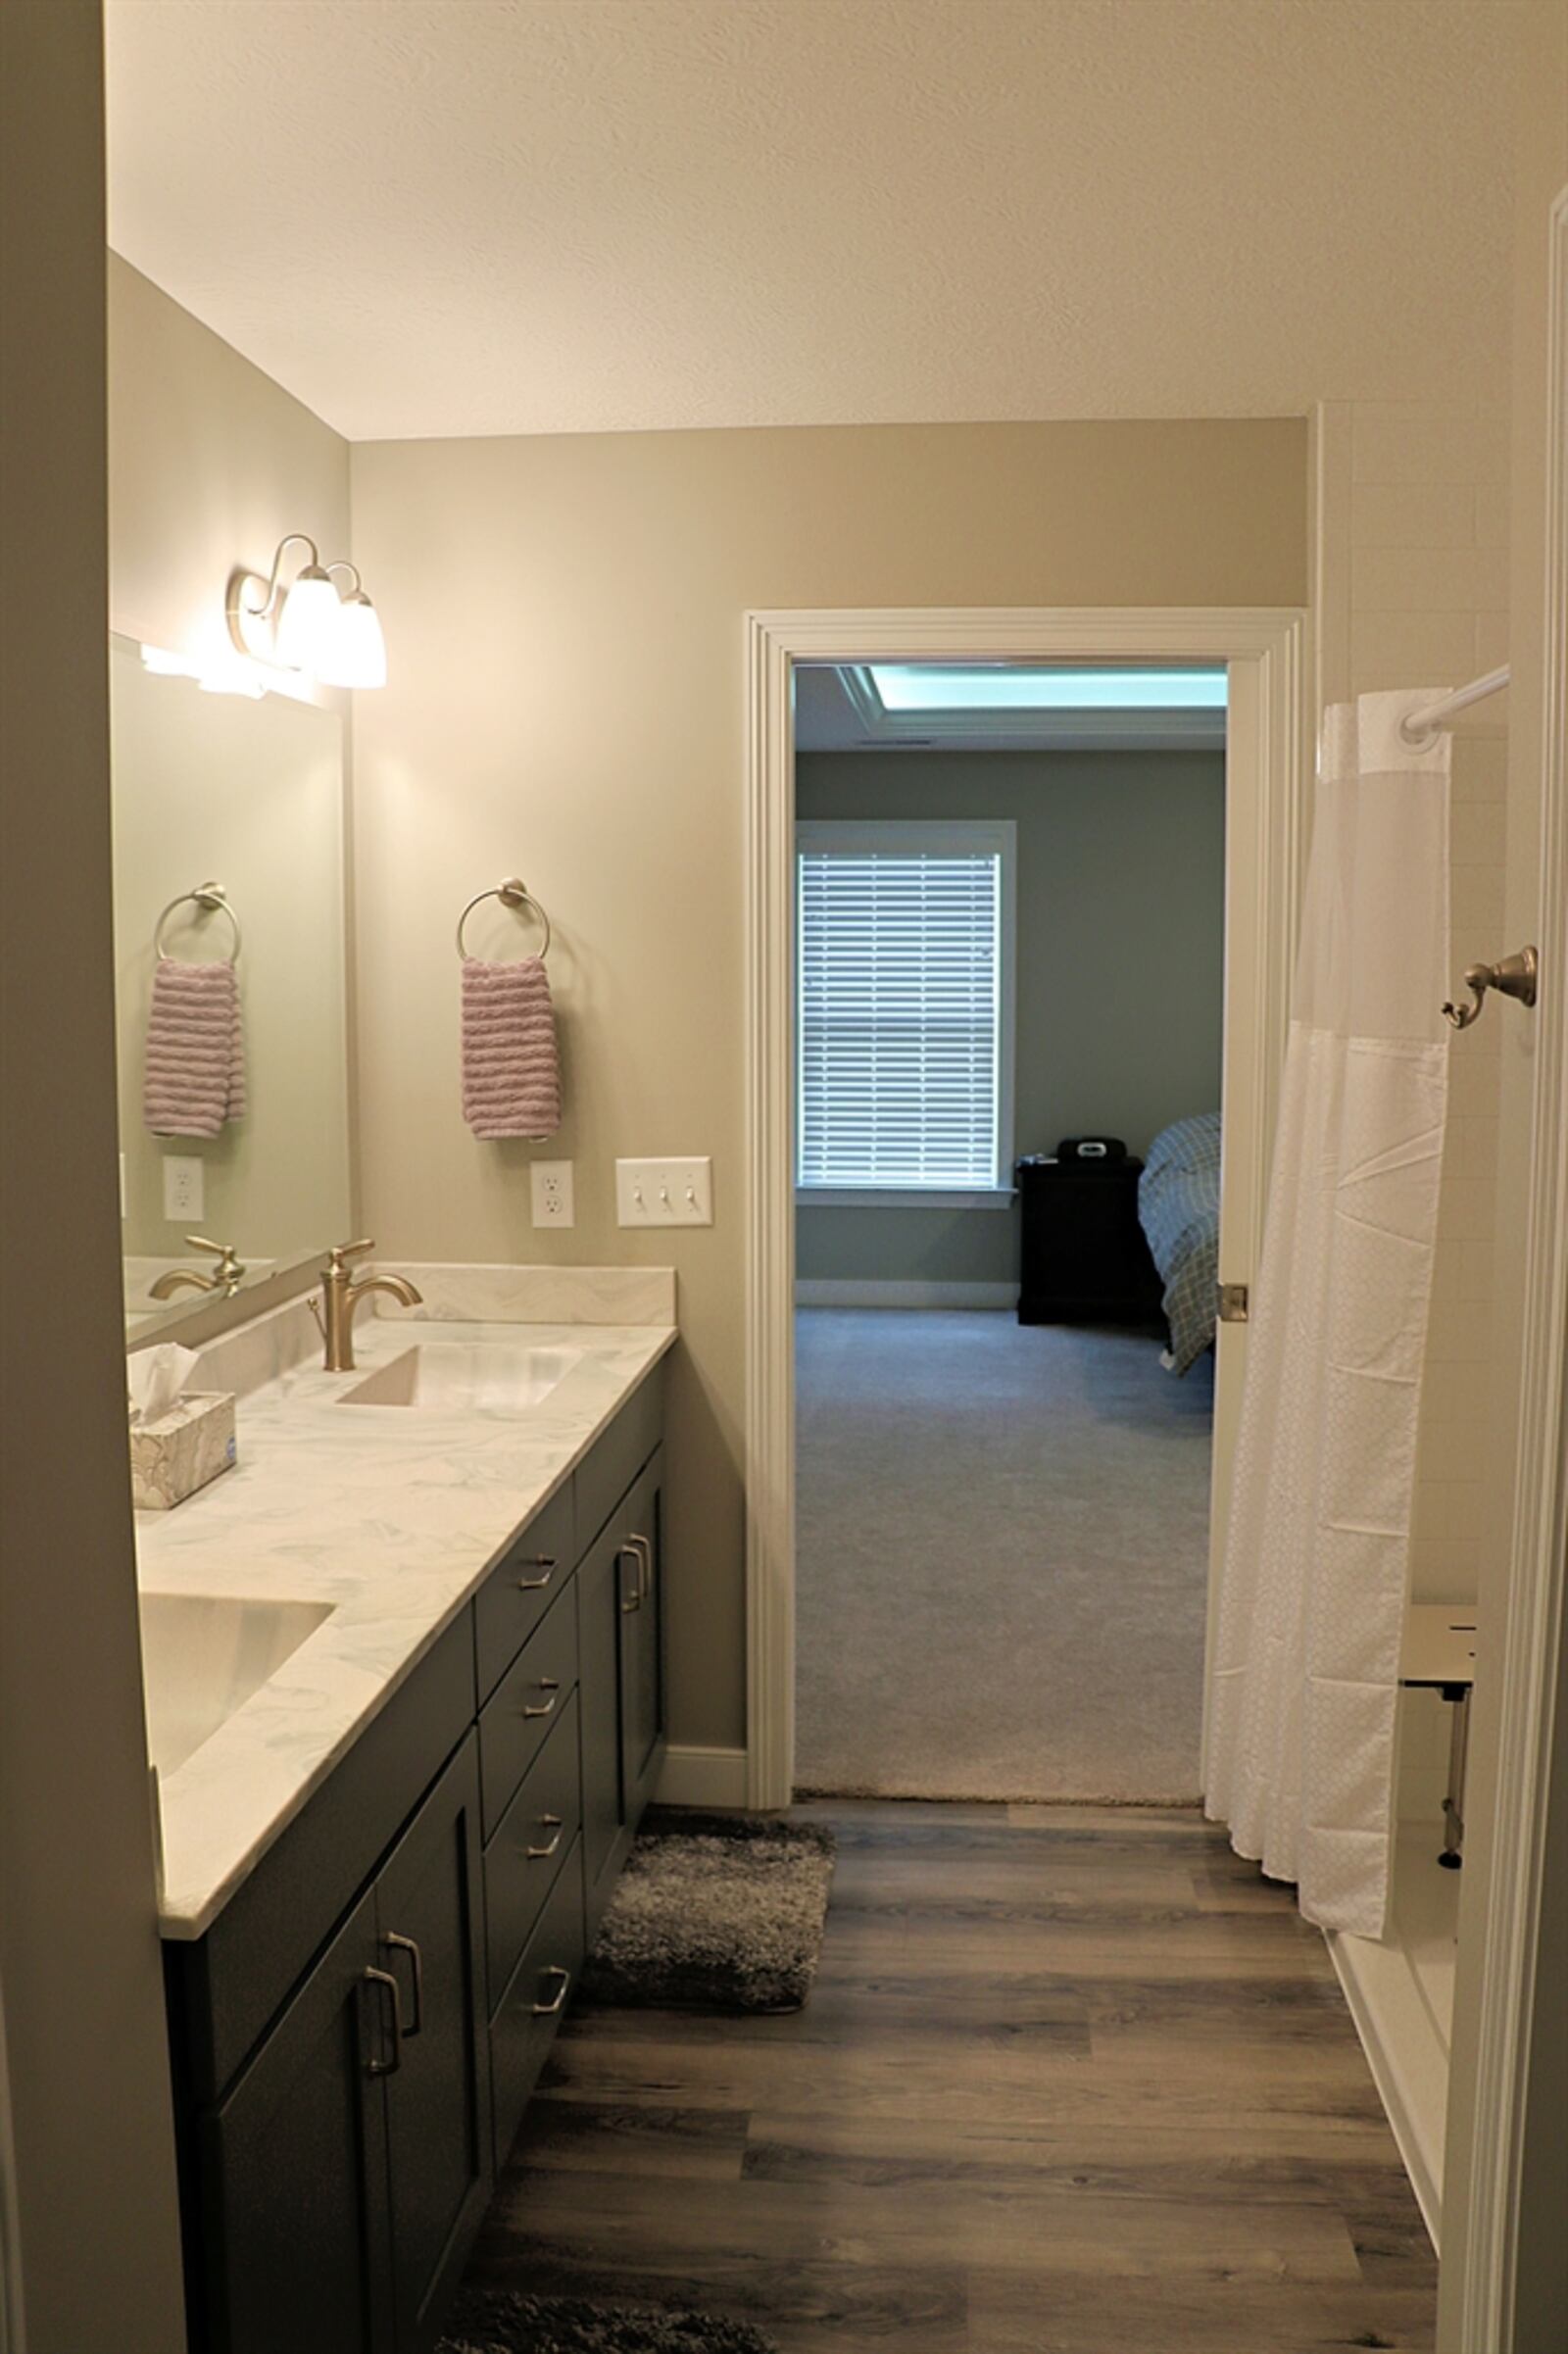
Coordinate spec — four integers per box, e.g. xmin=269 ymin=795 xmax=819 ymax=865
xmin=1456 ymin=185 xmax=1568 ymax=2354
xmin=744 ymin=607 xmax=1308 ymax=1808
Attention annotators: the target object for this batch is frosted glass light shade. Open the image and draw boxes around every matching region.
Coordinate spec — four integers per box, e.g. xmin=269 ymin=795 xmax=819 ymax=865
xmin=317 ymin=592 xmax=387 ymax=689
xmin=272 ymin=565 xmax=342 ymax=670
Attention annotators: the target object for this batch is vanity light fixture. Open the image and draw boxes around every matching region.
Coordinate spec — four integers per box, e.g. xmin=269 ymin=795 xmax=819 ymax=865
xmin=226 ymin=533 xmax=388 ymax=689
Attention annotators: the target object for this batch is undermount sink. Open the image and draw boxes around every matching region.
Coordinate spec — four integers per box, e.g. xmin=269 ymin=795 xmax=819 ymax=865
xmin=139 ymin=1592 xmax=334 ymax=1780
xmin=336 ymin=1342 xmax=582 ymax=1412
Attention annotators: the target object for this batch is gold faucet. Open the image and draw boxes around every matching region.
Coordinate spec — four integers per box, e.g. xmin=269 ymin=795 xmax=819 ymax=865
xmin=149 ymin=1235 xmax=248 ymax=1300
xmin=311 ymin=1239 xmax=423 ymax=1372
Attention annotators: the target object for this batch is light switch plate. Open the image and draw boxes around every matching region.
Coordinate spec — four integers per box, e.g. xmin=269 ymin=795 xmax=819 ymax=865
xmin=162 ymin=1154 xmax=204 ymax=1222
xmin=615 ymin=1157 xmax=713 ymax=1227
xmin=530 ymin=1159 xmax=575 ymax=1228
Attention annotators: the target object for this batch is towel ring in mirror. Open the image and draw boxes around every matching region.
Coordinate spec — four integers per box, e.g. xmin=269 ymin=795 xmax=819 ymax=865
xmin=456 ymin=877 xmax=552 ymax=961
xmin=154 ymin=882 xmax=242 ymax=964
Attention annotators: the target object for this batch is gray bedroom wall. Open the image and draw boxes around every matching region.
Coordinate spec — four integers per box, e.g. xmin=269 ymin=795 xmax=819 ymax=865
xmin=795 ymin=747 xmax=1225 ymax=1287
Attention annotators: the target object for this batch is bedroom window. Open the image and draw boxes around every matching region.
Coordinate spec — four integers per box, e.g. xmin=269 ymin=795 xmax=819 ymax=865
xmin=796 ymin=819 xmax=1016 ymax=1206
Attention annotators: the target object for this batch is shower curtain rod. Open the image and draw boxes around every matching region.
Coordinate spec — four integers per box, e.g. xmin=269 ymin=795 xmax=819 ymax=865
xmin=1400 ymin=663 xmax=1511 ymax=746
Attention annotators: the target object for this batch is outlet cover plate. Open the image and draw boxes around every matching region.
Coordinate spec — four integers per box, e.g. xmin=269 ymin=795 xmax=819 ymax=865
xmin=162 ymin=1154 xmax=204 ymax=1222
xmin=615 ymin=1157 xmax=712 ymax=1227
xmin=530 ymin=1159 xmax=575 ymax=1228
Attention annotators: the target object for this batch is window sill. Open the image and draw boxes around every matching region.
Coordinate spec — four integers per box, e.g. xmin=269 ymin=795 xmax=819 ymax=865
xmin=796 ymin=1187 xmax=1018 ymax=1211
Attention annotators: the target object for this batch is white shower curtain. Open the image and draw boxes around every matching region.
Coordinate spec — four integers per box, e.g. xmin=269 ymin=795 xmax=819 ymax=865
xmin=1206 ymin=689 xmax=1451 ymax=1938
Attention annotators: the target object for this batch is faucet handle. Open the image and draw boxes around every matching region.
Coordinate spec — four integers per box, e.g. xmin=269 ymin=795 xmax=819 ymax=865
xmin=327 ymin=1238 xmax=375 ymax=1272
xmin=186 ymin=1235 xmax=246 ymax=1280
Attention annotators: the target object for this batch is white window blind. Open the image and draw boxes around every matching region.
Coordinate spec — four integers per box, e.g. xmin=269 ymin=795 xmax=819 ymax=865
xmin=797 ymin=821 xmax=1013 ymax=1194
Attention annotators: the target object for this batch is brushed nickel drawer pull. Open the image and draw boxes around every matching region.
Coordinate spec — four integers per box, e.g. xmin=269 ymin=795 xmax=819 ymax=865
xmin=515 ymin=1556 xmax=558 ymax=1592
xmin=531 ymin=1965 xmax=571 ymax=2017
xmin=522 ymin=1679 xmax=562 ymax=1719
xmin=627 ymin=1532 xmax=653 ymax=1601
xmin=362 ymin=1965 xmax=404 ymax=2076
xmin=617 ymin=1545 xmax=641 ymax=1614
xmin=380 ymin=1930 xmax=424 ymax=2037
xmin=526 ymin=1814 xmax=564 ymax=1861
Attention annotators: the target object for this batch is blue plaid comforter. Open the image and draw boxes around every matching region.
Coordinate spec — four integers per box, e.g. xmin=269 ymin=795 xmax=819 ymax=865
xmin=1138 ymin=1113 xmax=1221 ymax=1376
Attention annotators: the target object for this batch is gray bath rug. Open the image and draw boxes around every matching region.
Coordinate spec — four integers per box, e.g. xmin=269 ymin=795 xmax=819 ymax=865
xmin=583 ymin=1811 xmax=836 ymax=2012
xmin=439 ymin=2290 xmax=781 ymax=2354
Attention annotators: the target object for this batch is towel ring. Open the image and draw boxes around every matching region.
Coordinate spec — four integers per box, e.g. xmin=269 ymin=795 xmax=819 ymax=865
xmin=154 ymin=881 xmax=241 ymax=964
xmin=456 ymin=877 xmax=551 ymax=961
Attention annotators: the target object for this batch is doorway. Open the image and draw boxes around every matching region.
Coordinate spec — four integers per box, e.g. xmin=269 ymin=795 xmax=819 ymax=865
xmin=742 ymin=609 xmax=1308 ymax=1808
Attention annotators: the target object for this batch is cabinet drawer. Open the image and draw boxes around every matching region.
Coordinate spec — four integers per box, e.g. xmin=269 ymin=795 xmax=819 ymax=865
xmin=574 ymin=1362 xmax=664 ymax=1554
xmin=474 ymin=1479 xmax=576 ymax=1704
xmin=490 ymin=1834 xmax=585 ymax=2172
xmin=480 ymin=1577 xmax=579 ymax=1837
xmin=484 ymin=1689 xmax=582 ymax=2010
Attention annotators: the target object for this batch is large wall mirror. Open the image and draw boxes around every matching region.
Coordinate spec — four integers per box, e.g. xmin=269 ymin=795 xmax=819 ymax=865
xmin=110 ymin=636 xmax=351 ymax=1335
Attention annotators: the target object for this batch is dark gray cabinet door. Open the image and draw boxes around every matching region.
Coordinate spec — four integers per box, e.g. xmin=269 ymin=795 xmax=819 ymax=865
xmin=200 ymin=1886 xmax=393 ymax=2354
xmin=617 ymin=1450 xmax=666 ymax=1833
xmin=578 ymin=1510 xmax=628 ymax=1942
xmin=377 ymin=1730 xmax=492 ymax=2354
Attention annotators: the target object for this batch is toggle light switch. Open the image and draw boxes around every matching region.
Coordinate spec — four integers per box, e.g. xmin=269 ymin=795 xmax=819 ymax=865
xmin=615 ymin=1157 xmax=713 ymax=1227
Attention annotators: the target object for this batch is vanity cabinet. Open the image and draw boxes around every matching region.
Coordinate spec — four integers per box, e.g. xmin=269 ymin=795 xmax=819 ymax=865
xmin=166 ymin=1362 xmax=666 ymax=2354
xmin=195 ymin=1733 xmax=487 ymax=2354
xmin=582 ymin=1450 xmax=667 ymax=1940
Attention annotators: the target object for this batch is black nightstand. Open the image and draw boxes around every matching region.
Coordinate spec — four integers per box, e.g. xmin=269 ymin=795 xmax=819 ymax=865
xmin=1015 ymin=1154 xmax=1165 ymax=1327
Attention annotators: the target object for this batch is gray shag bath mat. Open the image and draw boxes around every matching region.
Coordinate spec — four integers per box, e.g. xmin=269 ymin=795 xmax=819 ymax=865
xmin=439 ymin=2290 xmax=781 ymax=2354
xmin=582 ymin=1811 xmax=836 ymax=2012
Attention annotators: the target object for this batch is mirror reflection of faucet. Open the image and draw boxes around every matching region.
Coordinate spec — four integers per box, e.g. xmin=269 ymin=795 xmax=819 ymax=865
xmin=148 ymin=1236 xmax=248 ymax=1300
xmin=309 ymin=1238 xmax=423 ymax=1372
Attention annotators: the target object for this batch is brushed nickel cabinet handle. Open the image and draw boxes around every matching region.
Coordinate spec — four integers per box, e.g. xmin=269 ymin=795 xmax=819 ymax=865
xmin=617 ymin=1545 xmax=641 ymax=1614
xmin=381 ymin=1931 xmax=423 ymax=2037
xmin=531 ymin=1965 xmax=572 ymax=2017
xmin=362 ymin=1964 xmax=404 ymax=2076
xmin=515 ymin=1556 xmax=558 ymax=1592
xmin=526 ymin=1814 xmax=564 ymax=1861
xmin=522 ymin=1678 xmax=562 ymax=1719
xmin=627 ymin=1532 xmax=653 ymax=1601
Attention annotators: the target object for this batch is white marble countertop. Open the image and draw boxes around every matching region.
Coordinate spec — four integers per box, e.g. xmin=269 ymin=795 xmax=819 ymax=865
xmin=135 ymin=1283 xmax=676 ymax=1939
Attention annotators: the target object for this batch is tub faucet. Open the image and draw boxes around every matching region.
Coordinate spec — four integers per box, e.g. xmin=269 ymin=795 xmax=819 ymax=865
xmin=311 ymin=1239 xmax=422 ymax=1372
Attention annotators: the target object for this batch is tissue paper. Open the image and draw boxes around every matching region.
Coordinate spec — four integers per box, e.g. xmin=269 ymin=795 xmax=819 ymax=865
xmin=128 ymin=1344 xmax=200 ymax=1427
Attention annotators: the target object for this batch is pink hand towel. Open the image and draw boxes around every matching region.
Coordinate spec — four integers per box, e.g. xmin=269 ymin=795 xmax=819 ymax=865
xmin=462 ymin=956 xmax=562 ymax=1139
xmin=144 ymin=957 xmax=246 ymax=1140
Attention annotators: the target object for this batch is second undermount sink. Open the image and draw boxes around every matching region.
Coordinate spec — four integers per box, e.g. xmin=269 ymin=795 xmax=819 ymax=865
xmin=336 ymin=1342 xmax=582 ymax=1413
xmin=139 ymin=1592 xmax=334 ymax=1780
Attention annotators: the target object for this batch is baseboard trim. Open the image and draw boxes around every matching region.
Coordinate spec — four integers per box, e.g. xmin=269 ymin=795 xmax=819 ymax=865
xmin=656 ymin=1744 xmax=751 ymax=1809
xmin=795 ymin=1280 xmax=1020 ymax=1309
xmin=1327 ymin=1927 xmax=1445 ymax=2252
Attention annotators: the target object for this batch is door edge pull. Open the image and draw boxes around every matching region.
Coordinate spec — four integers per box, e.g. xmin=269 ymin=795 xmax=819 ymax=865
xmin=362 ymin=1964 xmax=404 ymax=2075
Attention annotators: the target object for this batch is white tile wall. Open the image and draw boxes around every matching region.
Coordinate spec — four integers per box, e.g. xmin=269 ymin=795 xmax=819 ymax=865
xmin=1314 ymin=399 xmax=1509 ymax=1610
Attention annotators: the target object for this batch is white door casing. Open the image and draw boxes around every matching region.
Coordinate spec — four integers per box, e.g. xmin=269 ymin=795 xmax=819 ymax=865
xmin=744 ymin=607 xmax=1308 ymax=1809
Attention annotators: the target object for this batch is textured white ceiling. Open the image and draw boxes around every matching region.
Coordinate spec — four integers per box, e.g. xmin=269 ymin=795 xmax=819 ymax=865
xmin=105 ymin=0 xmax=1519 ymax=442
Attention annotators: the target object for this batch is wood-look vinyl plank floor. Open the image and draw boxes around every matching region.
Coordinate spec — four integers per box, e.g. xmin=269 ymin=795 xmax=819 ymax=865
xmin=461 ymin=1802 xmax=1437 ymax=2351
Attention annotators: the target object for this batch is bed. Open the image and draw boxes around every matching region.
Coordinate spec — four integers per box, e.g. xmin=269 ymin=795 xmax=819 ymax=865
xmin=1138 ymin=1112 xmax=1222 ymax=1376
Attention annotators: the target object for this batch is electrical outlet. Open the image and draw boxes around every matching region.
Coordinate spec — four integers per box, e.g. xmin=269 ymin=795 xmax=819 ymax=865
xmin=162 ymin=1154 xmax=204 ymax=1222
xmin=530 ymin=1158 xmax=575 ymax=1228
xmin=615 ymin=1157 xmax=713 ymax=1227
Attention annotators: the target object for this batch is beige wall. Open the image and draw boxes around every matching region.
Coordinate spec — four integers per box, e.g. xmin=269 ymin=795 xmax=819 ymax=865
xmin=1439 ymin=6 xmax=1568 ymax=2343
xmin=108 ymin=253 xmax=351 ymax=679
xmin=350 ymin=418 xmax=1306 ymax=1747
xmin=796 ymin=747 xmax=1224 ymax=1288
xmin=0 ymin=6 xmax=186 ymax=2344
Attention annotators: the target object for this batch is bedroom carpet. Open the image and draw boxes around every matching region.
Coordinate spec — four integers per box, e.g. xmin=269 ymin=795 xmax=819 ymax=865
xmin=795 ymin=1309 xmax=1213 ymax=1804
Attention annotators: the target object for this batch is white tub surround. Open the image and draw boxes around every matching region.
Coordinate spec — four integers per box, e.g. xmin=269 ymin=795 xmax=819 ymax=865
xmin=134 ymin=1277 xmax=676 ymax=1939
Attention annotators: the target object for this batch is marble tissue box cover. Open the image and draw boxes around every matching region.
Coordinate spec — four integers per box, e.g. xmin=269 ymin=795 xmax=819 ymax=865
xmin=130 ymin=1392 xmax=237 ymax=1510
